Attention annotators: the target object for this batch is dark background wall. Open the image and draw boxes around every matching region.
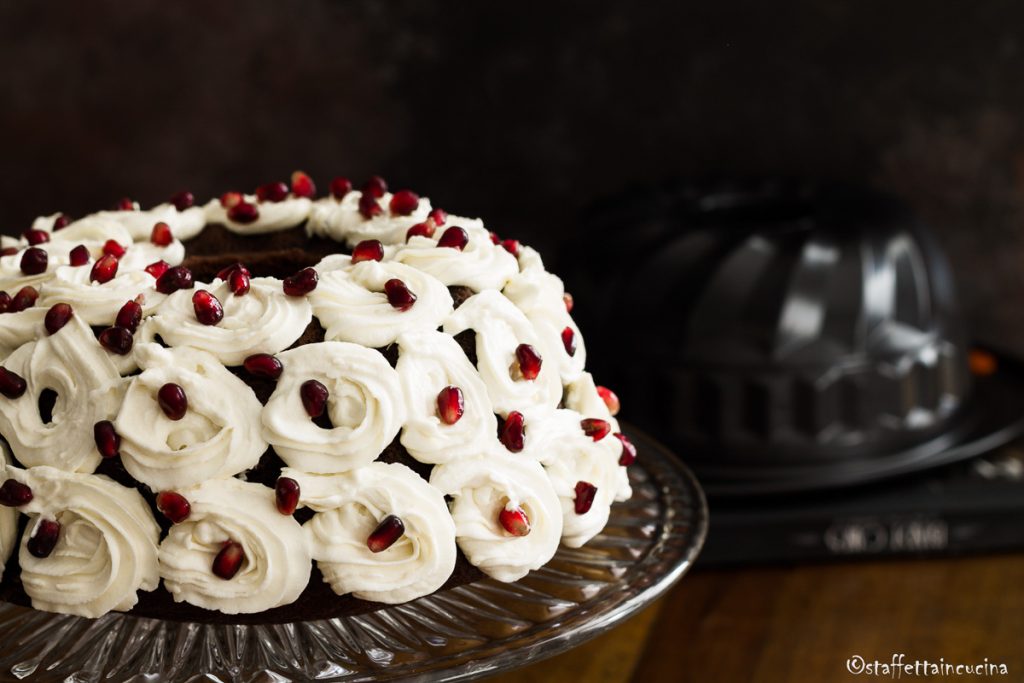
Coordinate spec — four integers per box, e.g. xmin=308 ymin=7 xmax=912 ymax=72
xmin=2 ymin=1 xmax=1024 ymax=352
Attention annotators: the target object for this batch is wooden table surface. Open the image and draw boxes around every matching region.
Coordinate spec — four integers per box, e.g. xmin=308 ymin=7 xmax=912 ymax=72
xmin=491 ymin=553 xmax=1024 ymax=682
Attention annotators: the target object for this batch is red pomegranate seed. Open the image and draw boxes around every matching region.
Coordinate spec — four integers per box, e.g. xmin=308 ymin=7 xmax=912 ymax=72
xmin=192 ymin=290 xmax=224 ymax=325
xmin=116 ymin=197 xmax=136 ymax=211
xmin=428 ymin=208 xmax=447 ymax=226
xmin=329 ymin=177 xmax=353 ymax=199
xmin=499 ymin=505 xmax=531 ymax=536
xmin=574 ymin=481 xmax=598 ymax=515
xmin=563 ymin=292 xmax=574 ymax=313
xmin=513 ymin=344 xmax=542 ymax=380
xmin=389 ymin=190 xmax=420 ymax=216
xmin=53 ymin=214 xmax=71 ymax=230
xmin=561 ymin=326 xmax=577 ymax=357
xmin=98 ymin=326 xmax=134 ymax=355
xmin=23 ymin=229 xmax=49 ymax=246
xmin=500 ymin=411 xmax=526 ymax=452
xmin=44 ymin=303 xmax=73 ymax=335
xmin=0 ymin=292 xmax=9 ymax=313
xmin=367 ymin=514 xmax=405 ymax=553
xmin=501 ymin=239 xmax=520 ymax=256
xmin=255 ymin=181 xmax=289 ymax=203
xmin=595 ymin=386 xmax=620 ymax=416
xmin=228 ymin=268 xmax=250 ymax=296
xmin=213 ymin=541 xmax=245 ymax=579
xmin=115 ymin=298 xmax=144 ymax=333
xmin=291 ymin=170 xmax=316 ymax=198
xmin=362 ymin=175 xmax=388 ymax=198
xmin=406 ymin=222 xmax=434 ymax=240
xmin=0 ymin=368 xmax=26 ymax=399
xmin=244 ymin=353 xmax=283 ymax=380
xmin=156 ymin=266 xmax=194 ymax=294
xmin=10 ymin=286 xmax=38 ymax=312
xmin=170 ymin=190 xmax=195 ymax=211
xmin=358 ymin=193 xmax=382 ymax=219
xmin=156 ymin=491 xmax=192 ymax=524
xmin=216 ymin=262 xmax=251 ymax=280
xmin=437 ymin=226 xmax=469 ymax=251
xmin=436 ymin=385 xmax=465 ymax=425
xmin=351 ymin=239 xmax=384 ymax=264
xmin=1 ymin=247 xmax=18 ymax=257
xmin=283 ymin=267 xmax=318 ymax=296
xmin=615 ymin=433 xmax=637 ymax=466
xmin=581 ymin=418 xmax=611 ymax=441
xmin=220 ymin=191 xmax=243 ymax=209
xmin=157 ymin=383 xmax=188 ymax=420
xmin=0 ymin=479 xmax=32 ymax=506
xmin=150 ymin=221 xmax=174 ymax=246
xmin=228 ymin=201 xmax=260 ymax=224
xmin=20 ymin=247 xmax=48 ymax=275
xmin=69 ymin=244 xmax=90 ymax=267
xmin=90 ymin=255 xmax=119 ymax=284
xmin=489 ymin=231 xmax=500 ymax=245
xmin=275 ymin=477 xmax=301 ymax=515
xmin=27 ymin=519 xmax=60 ymax=558
xmin=300 ymin=379 xmax=329 ymax=418
xmin=103 ymin=240 xmax=126 ymax=258
xmin=94 ymin=420 xmax=121 ymax=459
xmin=145 ymin=260 xmax=170 ymax=279
xmin=384 ymin=278 xmax=417 ymax=311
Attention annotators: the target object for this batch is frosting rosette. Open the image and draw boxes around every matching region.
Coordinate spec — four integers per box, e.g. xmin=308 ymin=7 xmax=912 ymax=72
xmin=310 ymin=258 xmax=453 ymax=348
xmin=393 ymin=224 xmax=519 ymax=292
xmin=158 ymin=477 xmax=312 ymax=614
xmin=262 ymin=342 xmax=406 ymax=473
xmin=396 ymin=329 xmax=498 ymax=465
xmin=72 ymin=203 xmax=206 ymax=241
xmin=284 ymin=462 xmax=457 ymax=603
xmin=0 ymin=313 xmax=123 ymax=473
xmin=137 ymin=276 xmax=313 ymax=365
xmin=114 ymin=344 xmax=267 ymax=490
xmin=307 ymin=191 xmax=437 ymax=246
xmin=442 ymin=290 xmax=562 ymax=416
xmin=38 ymin=265 xmax=166 ymax=327
xmin=1 ymin=464 xmax=160 ymax=618
xmin=204 ymin=196 xmax=312 ymax=234
xmin=430 ymin=453 xmax=563 ymax=582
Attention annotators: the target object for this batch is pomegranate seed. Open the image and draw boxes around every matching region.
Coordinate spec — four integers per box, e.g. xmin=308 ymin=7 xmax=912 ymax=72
xmin=351 ymin=239 xmax=384 ymax=264
xmin=220 ymin=191 xmax=243 ymax=209
xmin=228 ymin=201 xmax=260 ymax=224
xmin=437 ymin=385 xmax=465 ymax=425
xmin=23 ymin=229 xmax=49 ymax=245
xmin=53 ymin=214 xmax=71 ymax=230
xmin=300 ymin=379 xmax=329 ymax=418
xmin=596 ymin=385 xmax=620 ymax=416
xmin=616 ymin=433 xmax=637 ymax=466
xmin=192 ymin=290 xmax=224 ymax=326
xmin=384 ymin=278 xmax=417 ymax=311
xmin=329 ymin=177 xmax=353 ymax=199
xmin=156 ymin=266 xmax=194 ymax=294
xmin=20 ymin=247 xmax=48 ymax=275
xmin=291 ymin=170 xmax=316 ymax=198
xmin=362 ymin=175 xmax=388 ymax=198
xmin=228 ymin=268 xmax=250 ymax=296
xmin=98 ymin=326 xmax=134 ymax=355
xmin=389 ymin=190 xmax=420 ymax=215
xmin=216 ymin=262 xmax=251 ymax=280
xmin=367 ymin=514 xmax=405 ymax=553
xmin=501 ymin=239 xmax=520 ymax=256
xmin=275 ymin=477 xmax=301 ymax=515
xmin=0 ymin=292 xmax=9 ymax=313
xmin=170 ymin=190 xmax=195 ymax=211
xmin=69 ymin=244 xmax=90 ymax=267
xmin=1 ymin=247 xmax=18 ymax=257
xmin=489 ymin=231 xmax=500 ymax=245
xmin=10 ymin=286 xmax=38 ymax=312
xmin=283 ymin=267 xmax=318 ymax=296
xmin=581 ymin=418 xmax=611 ymax=441
xmin=561 ymin=326 xmax=577 ymax=357
xmin=563 ymin=292 xmax=574 ymax=313
xmin=500 ymin=411 xmax=526 ymax=452
xmin=255 ymin=181 xmax=289 ymax=203
xmin=27 ymin=519 xmax=60 ymax=558
xmin=102 ymin=240 xmax=126 ymax=258
xmin=0 ymin=479 xmax=32 ymax=506
xmin=157 ymin=383 xmax=188 ymax=420
xmin=358 ymin=193 xmax=382 ymax=219
xmin=0 ymin=368 xmax=26 ymax=399
xmin=428 ymin=208 xmax=447 ymax=226
xmin=574 ymin=481 xmax=598 ymax=515
xmin=116 ymin=198 xmax=136 ymax=211
xmin=145 ymin=260 xmax=170 ymax=279
xmin=94 ymin=420 xmax=121 ymax=459
xmin=115 ymin=298 xmax=144 ymax=333
xmin=437 ymin=226 xmax=469 ymax=251
xmin=156 ymin=491 xmax=192 ymax=524
xmin=212 ymin=541 xmax=245 ymax=579
xmin=513 ymin=344 xmax=542 ymax=380
xmin=406 ymin=222 xmax=434 ymax=240
xmin=499 ymin=505 xmax=531 ymax=536
xmin=90 ymin=255 xmax=119 ymax=284
xmin=244 ymin=353 xmax=283 ymax=380
xmin=150 ymin=221 xmax=174 ymax=246
xmin=44 ymin=303 xmax=73 ymax=335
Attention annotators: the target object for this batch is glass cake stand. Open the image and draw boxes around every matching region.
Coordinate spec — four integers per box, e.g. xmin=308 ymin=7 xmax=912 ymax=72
xmin=0 ymin=427 xmax=707 ymax=682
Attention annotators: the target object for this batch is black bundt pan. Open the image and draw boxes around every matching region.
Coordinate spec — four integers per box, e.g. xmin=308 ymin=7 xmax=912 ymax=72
xmin=565 ymin=179 xmax=1024 ymax=496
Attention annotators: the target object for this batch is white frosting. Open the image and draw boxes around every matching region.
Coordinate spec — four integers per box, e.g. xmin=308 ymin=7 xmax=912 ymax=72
xmin=204 ymin=196 xmax=311 ymax=234
xmin=392 ymin=224 xmax=519 ymax=292
xmin=0 ymin=446 xmax=16 ymax=581
xmin=3 ymin=464 xmax=160 ymax=618
xmin=71 ymin=204 xmax=206 ymax=242
xmin=0 ymin=308 xmax=46 ymax=360
xmin=38 ymin=265 xmax=166 ymax=327
xmin=310 ymin=258 xmax=453 ymax=348
xmin=137 ymin=277 xmax=312 ymax=366
xmin=0 ymin=245 xmax=70 ymax=292
xmin=0 ymin=314 xmax=123 ymax=473
xmin=307 ymin=191 xmax=436 ymax=246
xmin=563 ymin=373 xmax=631 ymax=503
xmin=442 ymin=290 xmax=562 ymax=416
xmin=114 ymin=344 xmax=267 ymax=490
xmin=430 ymin=453 xmax=562 ymax=582
xmin=285 ymin=463 xmax=457 ymax=603
xmin=159 ymin=477 xmax=311 ymax=614
xmin=396 ymin=329 xmax=498 ymax=465
xmin=262 ymin=342 xmax=406 ymax=473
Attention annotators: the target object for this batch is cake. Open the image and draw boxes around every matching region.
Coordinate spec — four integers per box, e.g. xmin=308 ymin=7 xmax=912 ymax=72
xmin=0 ymin=173 xmax=635 ymax=623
